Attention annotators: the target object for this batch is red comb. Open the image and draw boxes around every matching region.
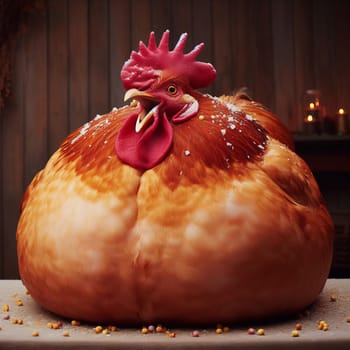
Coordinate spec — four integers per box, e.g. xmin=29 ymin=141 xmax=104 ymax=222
xmin=121 ymin=31 xmax=216 ymax=90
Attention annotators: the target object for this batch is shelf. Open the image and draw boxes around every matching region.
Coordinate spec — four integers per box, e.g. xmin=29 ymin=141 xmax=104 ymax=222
xmin=293 ymin=133 xmax=350 ymax=172
xmin=293 ymin=133 xmax=350 ymax=142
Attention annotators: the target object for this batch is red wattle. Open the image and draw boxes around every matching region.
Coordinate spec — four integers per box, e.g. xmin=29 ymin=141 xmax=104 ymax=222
xmin=115 ymin=112 xmax=173 ymax=170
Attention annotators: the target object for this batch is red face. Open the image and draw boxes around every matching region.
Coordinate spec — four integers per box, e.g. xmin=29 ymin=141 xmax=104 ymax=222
xmin=115 ymin=31 xmax=216 ymax=170
xmin=115 ymin=76 xmax=199 ymax=170
xmin=125 ymin=76 xmax=200 ymax=131
xmin=144 ymin=80 xmax=187 ymax=116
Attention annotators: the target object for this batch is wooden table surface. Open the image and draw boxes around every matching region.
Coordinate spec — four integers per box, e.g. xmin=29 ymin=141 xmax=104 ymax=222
xmin=1 ymin=279 xmax=350 ymax=349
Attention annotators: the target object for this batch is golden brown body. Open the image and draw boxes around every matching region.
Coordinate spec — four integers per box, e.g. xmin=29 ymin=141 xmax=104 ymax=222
xmin=17 ymin=93 xmax=333 ymax=325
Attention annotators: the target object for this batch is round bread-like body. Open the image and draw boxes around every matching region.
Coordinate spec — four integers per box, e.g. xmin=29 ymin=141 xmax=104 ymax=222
xmin=17 ymin=105 xmax=333 ymax=325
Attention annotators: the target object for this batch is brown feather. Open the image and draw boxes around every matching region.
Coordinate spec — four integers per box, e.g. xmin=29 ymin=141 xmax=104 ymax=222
xmin=221 ymin=92 xmax=295 ymax=150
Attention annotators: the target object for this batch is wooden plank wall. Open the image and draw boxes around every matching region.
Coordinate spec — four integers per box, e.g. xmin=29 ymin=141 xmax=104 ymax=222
xmin=1 ymin=0 xmax=350 ymax=278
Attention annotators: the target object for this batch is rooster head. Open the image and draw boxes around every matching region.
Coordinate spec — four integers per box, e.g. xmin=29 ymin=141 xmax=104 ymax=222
xmin=115 ymin=31 xmax=216 ymax=170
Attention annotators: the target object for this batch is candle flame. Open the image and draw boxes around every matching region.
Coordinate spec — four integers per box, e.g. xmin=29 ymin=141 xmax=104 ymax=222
xmin=338 ymin=108 xmax=345 ymax=115
xmin=306 ymin=115 xmax=313 ymax=122
xmin=309 ymin=102 xmax=315 ymax=110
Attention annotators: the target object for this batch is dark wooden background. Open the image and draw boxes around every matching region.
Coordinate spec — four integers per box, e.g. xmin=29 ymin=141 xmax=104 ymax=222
xmin=1 ymin=0 xmax=350 ymax=278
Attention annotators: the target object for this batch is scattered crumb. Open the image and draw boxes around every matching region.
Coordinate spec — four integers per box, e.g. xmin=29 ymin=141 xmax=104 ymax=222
xmin=215 ymin=327 xmax=223 ymax=334
xmin=2 ymin=283 xmax=350 ymax=342
xmin=47 ymin=321 xmax=62 ymax=329
xmin=192 ymin=330 xmax=200 ymax=337
xmin=291 ymin=330 xmax=300 ymax=337
xmin=156 ymin=325 xmax=165 ymax=333
xmin=71 ymin=320 xmax=81 ymax=326
xmin=257 ymin=328 xmax=265 ymax=336
xmin=248 ymin=328 xmax=255 ymax=335
xmin=318 ymin=320 xmax=329 ymax=331
xmin=94 ymin=326 xmax=103 ymax=334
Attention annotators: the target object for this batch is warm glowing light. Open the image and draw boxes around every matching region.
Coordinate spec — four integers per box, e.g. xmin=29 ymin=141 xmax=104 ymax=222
xmin=306 ymin=115 xmax=313 ymax=122
xmin=309 ymin=102 xmax=315 ymax=110
xmin=338 ymin=108 xmax=345 ymax=115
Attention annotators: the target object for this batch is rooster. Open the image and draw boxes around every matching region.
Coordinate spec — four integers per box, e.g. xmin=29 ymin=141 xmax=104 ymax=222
xmin=17 ymin=31 xmax=333 ymax=325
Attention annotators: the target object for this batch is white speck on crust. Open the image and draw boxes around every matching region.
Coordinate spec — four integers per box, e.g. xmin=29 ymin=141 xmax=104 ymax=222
xmin=94 ymin=114 xmax=103 ymax=120
xmin=221 ymin=129 xmax=227 ymax=136
xmin=184 ymin=150 xmax=191 ymax=156
xmin=71 ymin=122 xmax=90 ymax=144
xmin=225 ymin=102 xmax=240 ymax=113
xmin=229 ymin=123 xmax=236 ymax=130
xmin=246 ymin=114 xmax=254 ymax=121
xmin=112 ymin=107 xmax=118 ymax=112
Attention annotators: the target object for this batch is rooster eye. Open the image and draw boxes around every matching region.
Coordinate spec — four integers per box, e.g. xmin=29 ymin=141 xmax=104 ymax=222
xmin=167 ymin=85 xmax=177 ymax=95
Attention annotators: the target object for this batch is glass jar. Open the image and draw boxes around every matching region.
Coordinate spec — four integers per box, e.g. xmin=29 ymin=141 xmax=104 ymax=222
xmin=303 ymin=89 xmax=322 ymax=134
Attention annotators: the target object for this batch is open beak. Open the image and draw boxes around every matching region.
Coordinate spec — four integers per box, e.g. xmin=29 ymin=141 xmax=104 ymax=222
xmin=124 ymin=89 xmax=159 ymax=133
xmin=124 ymin=88 xmax=154 ymax=102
